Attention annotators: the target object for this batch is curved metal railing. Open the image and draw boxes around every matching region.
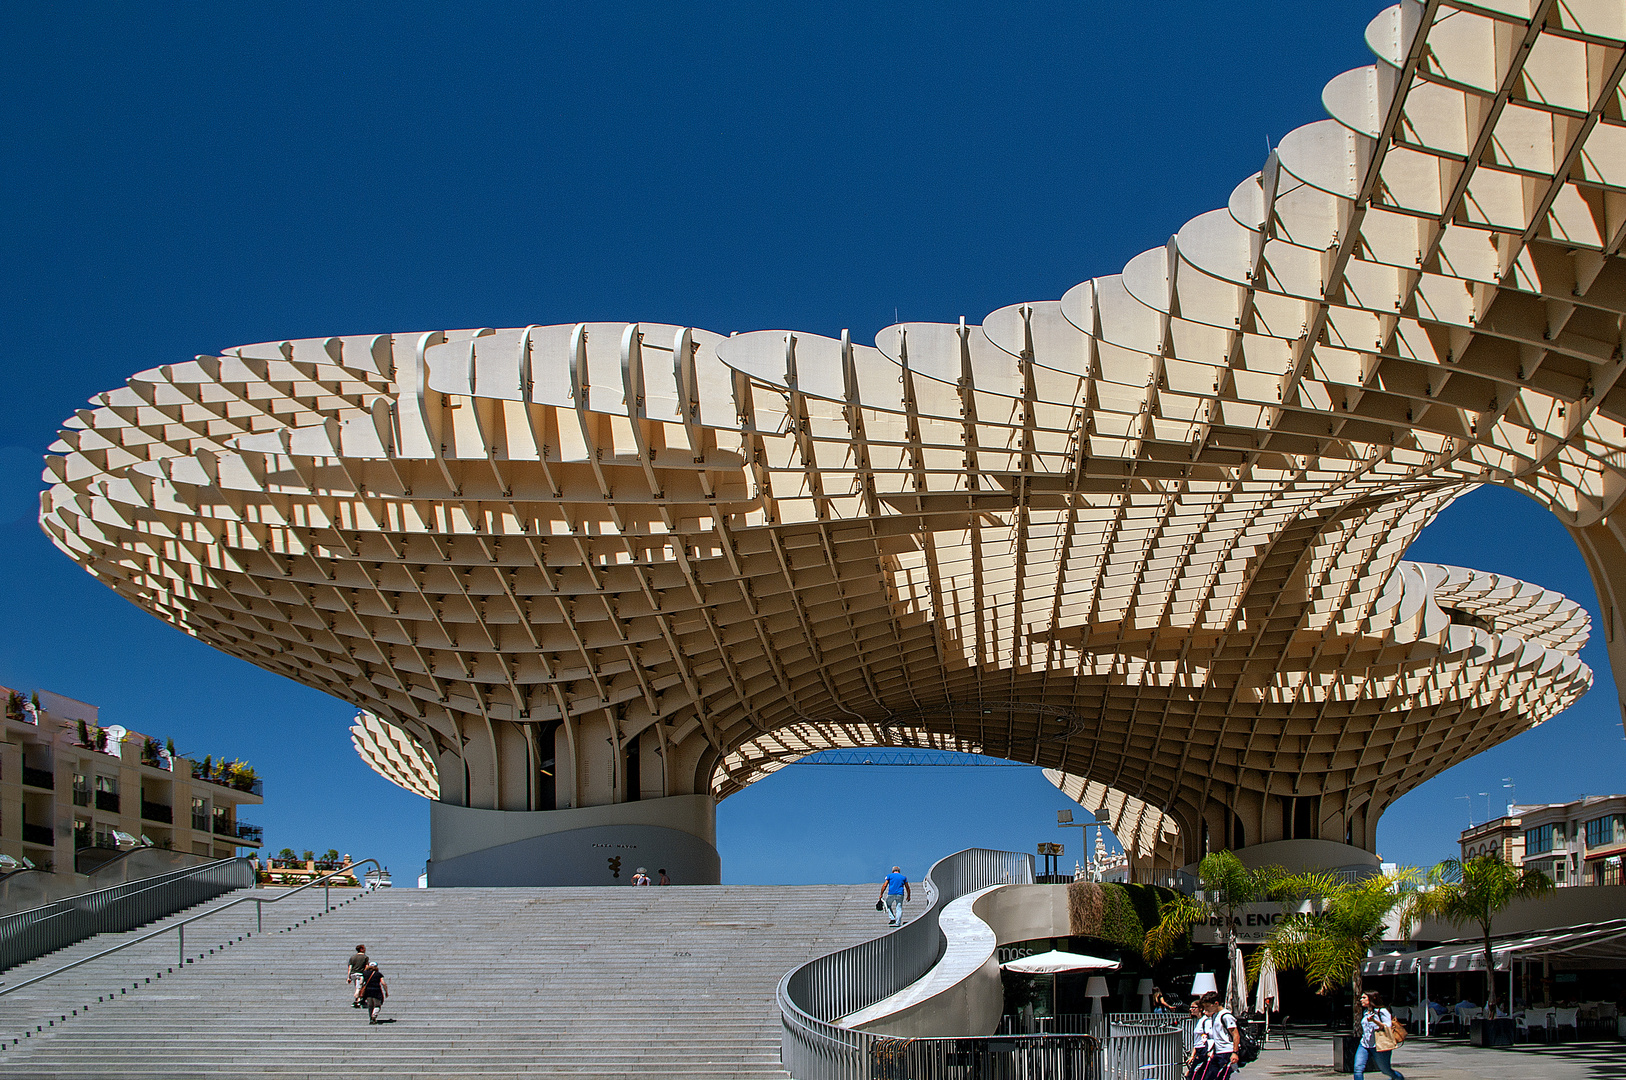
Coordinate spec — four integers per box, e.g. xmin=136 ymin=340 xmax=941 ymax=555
xmin=777 ymin=847 xmax=1033 ymax=1080
xmin=0 ymin=859 xmax=380 ymax=997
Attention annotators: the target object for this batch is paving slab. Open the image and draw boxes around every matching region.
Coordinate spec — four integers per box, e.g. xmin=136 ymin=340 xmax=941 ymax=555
xmin=1246 ymin=1032 xmax=1626 ymax=1080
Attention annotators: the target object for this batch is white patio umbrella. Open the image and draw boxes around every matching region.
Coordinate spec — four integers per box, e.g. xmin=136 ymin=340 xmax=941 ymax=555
xmin=1002 ymin=951 xmax=1122 ymax=1024
xmin=1227 ymin=946 xmax=1249 ymax=1016
xmin=1002 ymin=950 xmax=1122 ymax=974
xmin=1253 ymin=951 xmax=1281 ymax=1043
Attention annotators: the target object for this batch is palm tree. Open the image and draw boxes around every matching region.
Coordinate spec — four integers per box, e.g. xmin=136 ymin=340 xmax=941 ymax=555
xmin=1413 ymin=855 xmax=1553 ymax=1014
xmin=1256 ymin=868 xmax=1422 ymax=1030
xmin=1144 ymin=850 xmax=1286 ymax=1013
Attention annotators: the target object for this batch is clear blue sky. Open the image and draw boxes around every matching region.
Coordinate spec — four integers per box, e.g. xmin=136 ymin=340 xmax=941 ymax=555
xmin=2 ymin=2 xmax=1621 ymax=886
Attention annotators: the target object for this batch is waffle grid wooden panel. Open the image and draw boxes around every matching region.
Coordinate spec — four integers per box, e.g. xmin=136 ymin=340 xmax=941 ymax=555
xmin=39 ymin=1 xmax=1624 ymax=870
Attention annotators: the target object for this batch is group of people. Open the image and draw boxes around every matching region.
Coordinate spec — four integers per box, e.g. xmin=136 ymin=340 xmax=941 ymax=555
xmin=345 ymin=943 xmax=390 ymax=1024
xmin=1182 ymin=992 xmax=1243 ymax=1079
xmin=629 ymin=867 xmax=671 ymax=886
xmin=1177 ymin=987 xmax=1403 ymax=1080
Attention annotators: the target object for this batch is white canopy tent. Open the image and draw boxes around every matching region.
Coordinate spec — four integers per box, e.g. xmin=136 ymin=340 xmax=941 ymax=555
xmin=1364 ymin=919 xmax=1626 ymax=976
xmin=1364 ymin=919 xmax=1626 ymax=1035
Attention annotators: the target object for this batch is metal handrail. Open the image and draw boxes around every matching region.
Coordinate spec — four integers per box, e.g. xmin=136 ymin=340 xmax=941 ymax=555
xmin=777 ymin=847 xmax=1033 ymax=1079
xmin=0 ymin=859 xmax=380 ymax=998
xmin=1 ymin=856 xmax=253 ymax=970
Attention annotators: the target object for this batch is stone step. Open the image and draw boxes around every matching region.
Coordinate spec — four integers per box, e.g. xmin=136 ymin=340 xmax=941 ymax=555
xmin=0 ymin=883 xmax=885 ymax=1078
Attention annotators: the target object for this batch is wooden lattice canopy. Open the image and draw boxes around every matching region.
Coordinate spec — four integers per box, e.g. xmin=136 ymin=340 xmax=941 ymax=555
xmin=43 ymin=1 xmax=1624 ymax=866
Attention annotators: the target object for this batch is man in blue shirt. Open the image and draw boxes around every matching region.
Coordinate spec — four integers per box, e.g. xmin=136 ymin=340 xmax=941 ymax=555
xmin=878 ymin=866 xmax=911 ymax=927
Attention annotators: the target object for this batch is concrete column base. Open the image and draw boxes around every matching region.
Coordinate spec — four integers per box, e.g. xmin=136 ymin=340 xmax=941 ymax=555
xmin=427 ymin=794 xmax=719 ymax=887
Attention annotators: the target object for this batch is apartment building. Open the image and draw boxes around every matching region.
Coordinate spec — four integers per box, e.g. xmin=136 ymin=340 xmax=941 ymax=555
xmin=1459 ymin=813 xmax=1525 ymax=864
xmin=1458 ymin=794 xmax=1626 ymax=888
xmin=0 ymin=686 xmax=262 ymax=880
xmin=1520 ymin=795 xmax=1626 ymax=888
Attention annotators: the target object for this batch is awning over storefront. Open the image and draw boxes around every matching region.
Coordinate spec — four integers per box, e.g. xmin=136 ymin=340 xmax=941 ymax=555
xmin=1364 ymin=919 xmax=1626 ymax=975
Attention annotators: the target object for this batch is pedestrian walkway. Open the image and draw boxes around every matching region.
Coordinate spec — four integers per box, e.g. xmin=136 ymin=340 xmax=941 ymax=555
xmin=1246 ymin=1032 xmax=1626 ymax=1079
xmin=0 ymin=884 xmax=882 ymax=1078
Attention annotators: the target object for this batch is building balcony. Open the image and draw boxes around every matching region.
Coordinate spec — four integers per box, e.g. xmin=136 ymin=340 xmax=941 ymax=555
xmin=22 ymin=766 xmax=54 ymax=790
xmin=22 ymin=823 xmax=54 ymax=847
xmin=192 ymin=772 xmax=263 ymax=798
xmin=140 ymin=800 xmax=172 ymax=824
xmin=214 ymin=820 xmax=262 ymax=846
xmin=72 ymin=789 xmax=90 ymax=807
xmin=95 ymin=791 xmax=120 ymax=813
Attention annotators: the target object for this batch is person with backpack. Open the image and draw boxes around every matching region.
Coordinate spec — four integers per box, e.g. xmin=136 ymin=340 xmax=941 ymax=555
xmin=1355 ymin=990 xmax=1406 ymax=1080
xmin=1196 ymin=991 xmax=1242 ymax=1078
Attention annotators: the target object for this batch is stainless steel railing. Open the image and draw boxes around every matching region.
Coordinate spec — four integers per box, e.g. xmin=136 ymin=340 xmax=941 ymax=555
xmin=0 ymin=859 xmax=380 ymax=997
xmin=995 ymin=1013 xmax=1195 ymax=1079
xmin=778 ymin=847 xmax=1034 ymax=1079
xmin=1103 ymin=1017 xmax=1191 ymax=1080
xmin=864 ymin=1033 xmax=1100 ymax=1080
xmin=0 ymin=857 xmax=254 ymax=972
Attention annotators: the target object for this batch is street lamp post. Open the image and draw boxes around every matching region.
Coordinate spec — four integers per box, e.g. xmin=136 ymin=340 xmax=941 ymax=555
xmin=1057 ymin=809 xmax=1092 ymax=880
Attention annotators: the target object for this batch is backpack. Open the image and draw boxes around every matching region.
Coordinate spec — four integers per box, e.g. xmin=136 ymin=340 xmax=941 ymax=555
xmin=1216 ymin=1011 xmax=1258 ymax=1065
xmin=1233 ymin=1018 xmax=1260 ymax=1065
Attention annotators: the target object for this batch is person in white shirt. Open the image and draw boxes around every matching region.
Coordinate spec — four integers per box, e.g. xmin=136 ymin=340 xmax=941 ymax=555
xmin=1184 ymin=998 xmax=1208 ymax=1076
xmin=1197 ymin=992 xmax=1241 ymax=1079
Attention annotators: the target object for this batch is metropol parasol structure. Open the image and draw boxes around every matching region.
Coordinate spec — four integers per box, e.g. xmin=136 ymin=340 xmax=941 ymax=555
xmin=41 ymin=0 xmax=1626 ymax=884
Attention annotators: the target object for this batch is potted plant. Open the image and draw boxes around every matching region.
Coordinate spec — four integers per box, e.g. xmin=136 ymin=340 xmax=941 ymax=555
xmin=1414 ymin=856 xmax=1554 ymax=1045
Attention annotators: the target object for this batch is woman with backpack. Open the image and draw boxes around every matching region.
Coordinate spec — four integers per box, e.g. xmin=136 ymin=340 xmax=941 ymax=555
xmin=1355 ymin=990 xmax=1406 ymax=1080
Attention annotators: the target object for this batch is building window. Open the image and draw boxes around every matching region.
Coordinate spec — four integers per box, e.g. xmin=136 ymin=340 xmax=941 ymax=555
xmin=1594 ymin=857 xmax=1623 ymax=887
xmin=1585 ymin=815 xmax=1624 ymax=848
xmin=191 ymin=797 xmax=207 ymax=831
xmin=72 ymin=773 xmax=90 ymax=807
xmin=73 ymin=819 xmax=92 ymax=850
xmin=1526 ymin=824 xmax=1554 ymax=855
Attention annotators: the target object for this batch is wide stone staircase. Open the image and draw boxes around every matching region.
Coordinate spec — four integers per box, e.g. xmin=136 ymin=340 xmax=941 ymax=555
xmin=0 ymin=883 xmax=886 ymax=1078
